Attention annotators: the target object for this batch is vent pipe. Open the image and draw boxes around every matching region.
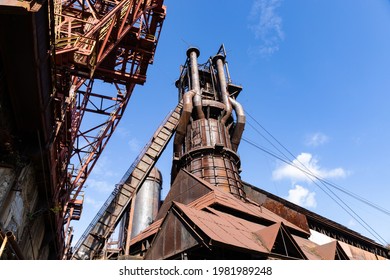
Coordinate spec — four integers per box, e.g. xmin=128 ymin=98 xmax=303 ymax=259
xmin=186 ymin=47 xmax=205 ymax=119
xmin=173 ymin=89 xmax=195 ymax=156
xmin=213 ymin=54 xmax=232 ymax=125
xmin=229 ymin=97 xmax=246 ymax=151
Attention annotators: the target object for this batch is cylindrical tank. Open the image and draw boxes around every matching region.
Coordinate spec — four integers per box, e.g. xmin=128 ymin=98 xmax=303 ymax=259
xmin=181 ymin=118 xmax=245 ymax=198
xmin=131 ymin=167 xmax=162 ymax=238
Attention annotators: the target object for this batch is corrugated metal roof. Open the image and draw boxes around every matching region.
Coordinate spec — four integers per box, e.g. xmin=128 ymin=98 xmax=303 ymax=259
xmin=129 ymin=169 xmax=388 ymax=260
xmin=339 ymin=241 xmax=387 ymax=260
xmin=130 ymin=218 xmax=162 ymax=245
xmin=188 ymin=187 xmax=310 ymax=237
xmin=174 ymin=201 xmax=270 ymax=254
xmin=292 ymin=235 xmax=323 ymax=260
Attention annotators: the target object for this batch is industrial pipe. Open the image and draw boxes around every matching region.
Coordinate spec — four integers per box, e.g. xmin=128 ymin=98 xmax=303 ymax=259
xmin=186 ymin=47 xmax=205 ymax=119
xmin=0 ymin=230 xmax=24 ymax=259
xmin=0 ymin=230 xmax=7 ymax=258
xmin=173 ymin=89 xmax=196 ymax=155
xmin=6 ymin=231 xmax=24 ymax=259
xmin=213 ymin=54 xmax=232 ymax=125
xmin=229 ymin=97 xmax=246 ymax=151
xmin=131 ymin=167 xmax=162 ymax=238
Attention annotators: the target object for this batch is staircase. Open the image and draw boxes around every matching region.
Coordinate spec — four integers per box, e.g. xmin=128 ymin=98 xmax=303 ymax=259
xmin=71 ymin=101 xmax=183 ymax=259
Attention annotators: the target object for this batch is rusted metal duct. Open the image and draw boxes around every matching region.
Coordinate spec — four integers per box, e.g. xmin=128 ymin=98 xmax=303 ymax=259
xmin=173 ymin=89 xmax=196 ymax=155
xmin=6 ymin=231 xmax=24 ymax=260
xmin=213 ymin=54 xmax=232 ymax=125
xmin=186 ymin=47 xmax=205 ymax=119
xmin=0 ymin=230 xmax=24 ymax=259
xmin=0 ymin=229 xmax=7 ymax=258
xmin=229 ymin=97 xmax=246 ymax=151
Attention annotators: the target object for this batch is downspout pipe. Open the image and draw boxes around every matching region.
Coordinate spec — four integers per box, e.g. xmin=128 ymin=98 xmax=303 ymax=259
xmin=186 ymin=47 xmax=205 ymax=119
xmin=213 ymin=54 xmax=232 ymax=125
xmin=229 ymin=97 xmax=246 ymax=152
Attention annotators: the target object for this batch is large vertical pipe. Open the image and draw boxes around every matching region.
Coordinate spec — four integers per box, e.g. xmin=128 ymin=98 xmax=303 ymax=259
xmin=186 ymin=47 xmax=205 ymax=119
xmin=131 ymin=167 xmax=162 ymax=238
xmin=173 ymin=89 xmax=195 ymax=156
xmin=213 ymin=54 xmax=232 ymax=125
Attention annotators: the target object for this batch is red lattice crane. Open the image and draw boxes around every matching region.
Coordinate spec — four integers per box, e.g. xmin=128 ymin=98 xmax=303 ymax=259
xmin=49 ymin=0 xmax=166 ymax=255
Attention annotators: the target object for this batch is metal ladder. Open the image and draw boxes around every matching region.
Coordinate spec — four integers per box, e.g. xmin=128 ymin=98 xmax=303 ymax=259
xmin=71 ymin=101 xmax=183 ymax=260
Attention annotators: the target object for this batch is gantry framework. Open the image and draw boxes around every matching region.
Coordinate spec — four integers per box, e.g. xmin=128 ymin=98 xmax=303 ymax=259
xmin=48 ymin=0 xmax=166 ymax=254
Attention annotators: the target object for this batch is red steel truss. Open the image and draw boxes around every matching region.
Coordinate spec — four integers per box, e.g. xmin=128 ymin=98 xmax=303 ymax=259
xmin=49 ymin=0 xmax=166 ymax=253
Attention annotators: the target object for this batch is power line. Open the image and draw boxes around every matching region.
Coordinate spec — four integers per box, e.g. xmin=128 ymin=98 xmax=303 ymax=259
xmin=242 ymin=111 xmax=389 ymax=244
xmin=245 ymin=110 xmax=390 ymax=216
xmin=242 ymin=137 xmax=388 ymax=245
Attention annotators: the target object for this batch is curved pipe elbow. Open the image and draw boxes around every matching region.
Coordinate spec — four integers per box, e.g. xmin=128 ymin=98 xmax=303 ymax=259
xmin=173 ymin=90 xmax=196 ymax=155
xmin=188 ymin=47 xmax=205 ymax=119
xmin=229 ymin=97 xmax=246 ymax=151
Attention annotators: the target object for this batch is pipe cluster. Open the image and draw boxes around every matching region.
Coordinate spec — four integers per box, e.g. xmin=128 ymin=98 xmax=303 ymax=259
xmin=174 ymin=47 xmax=245 ymax=155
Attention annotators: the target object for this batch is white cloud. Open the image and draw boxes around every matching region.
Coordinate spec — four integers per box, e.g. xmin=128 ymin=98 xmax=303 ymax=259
xmin=128 ymin=137 xmax=141 ymax=153
xmin=348 ymin=219 xmax=357 ymax=227
xmin=272 ymin=152 xmax=347 ymax=183
xmin=248 ymin=0 xmax=284 ymax=56
xmin=305 ymin=132 xmax=329 ymax=147
xmin=85 ymin=178 xmax=113 ymax=194
xmin=116 ymin=127 xmax=131 ymax=138
xmin=287 ymin=184 xmax=317 ymax=208
xmin=91 ymin=156 xmax=117 ymax=178
xmin=84 ymin=196 xmax=98 ymax=206
xmin=84 ymin=196 xmax=104 ymax=211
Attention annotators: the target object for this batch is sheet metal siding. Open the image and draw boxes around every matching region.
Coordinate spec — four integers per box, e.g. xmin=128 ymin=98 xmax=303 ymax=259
xmin=181 ymin=118 xmax=244 ymax=197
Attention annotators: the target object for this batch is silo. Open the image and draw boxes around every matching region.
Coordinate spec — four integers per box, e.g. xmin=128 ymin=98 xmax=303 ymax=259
xmin=131 ymin=167 xmax=162 ymax=238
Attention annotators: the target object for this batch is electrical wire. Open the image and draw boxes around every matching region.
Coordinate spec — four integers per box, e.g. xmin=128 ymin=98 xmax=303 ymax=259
xmin=242 ymin=137 xmax=388 ymax=245
xmin=246 ymin=111 xmax=390 ymax=216
xmin=243 ymin=110 xmax=389 ymax=244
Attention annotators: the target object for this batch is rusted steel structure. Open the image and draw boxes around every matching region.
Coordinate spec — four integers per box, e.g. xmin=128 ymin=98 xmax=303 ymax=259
xmin=121 ymin=47 xmax=389 ymax=260
xmin=54 ymin=0 xmax=167 ymax=256
xmin=68 ymin=46 xmax=389 ymax=260
xmin=52 ymin=0 xmax=167 ymax=247
xmin=172 ymin=46 xmax=246 ymax=200
xmin=1 ymin=0 xmax=388 ymax=259
xmin=0 ymin=0 xmax=166 ymax=259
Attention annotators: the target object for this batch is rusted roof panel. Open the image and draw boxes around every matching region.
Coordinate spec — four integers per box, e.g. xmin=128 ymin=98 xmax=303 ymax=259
xmin=244 ymin=183 xmax=310 ymax=232
xmin=292 ymin=235 xmax=323 ymax=260
xmin=316 ymin=241 xmax=338 ymax=260
xmin=338 ymin=241 xmax=387 ymax=260
xmin=253 ymin=223 xmax=281 ymax=251
xmin=144 ymin=208 xmax=199 ymax=260
xmin=130 ymin=218 xmax=162 ymax=245
xmin=131 ymin=169 xmax=388 ymax=260
xmin=156 ymin=169 xmax=213 ymax=220
xmin=174 ymin=202 xmax=269 ymax=254
xmin=188 ymin=185 xmax=310 ymax=237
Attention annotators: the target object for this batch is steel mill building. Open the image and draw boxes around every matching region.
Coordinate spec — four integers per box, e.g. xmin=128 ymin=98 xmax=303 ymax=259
xmin=0 ymin=0 xmax=388 ymax=260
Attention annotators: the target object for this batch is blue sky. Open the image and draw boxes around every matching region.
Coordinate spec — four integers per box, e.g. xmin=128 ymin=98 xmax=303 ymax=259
xmin=73 ymin=0 xmax=390 ymax=246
